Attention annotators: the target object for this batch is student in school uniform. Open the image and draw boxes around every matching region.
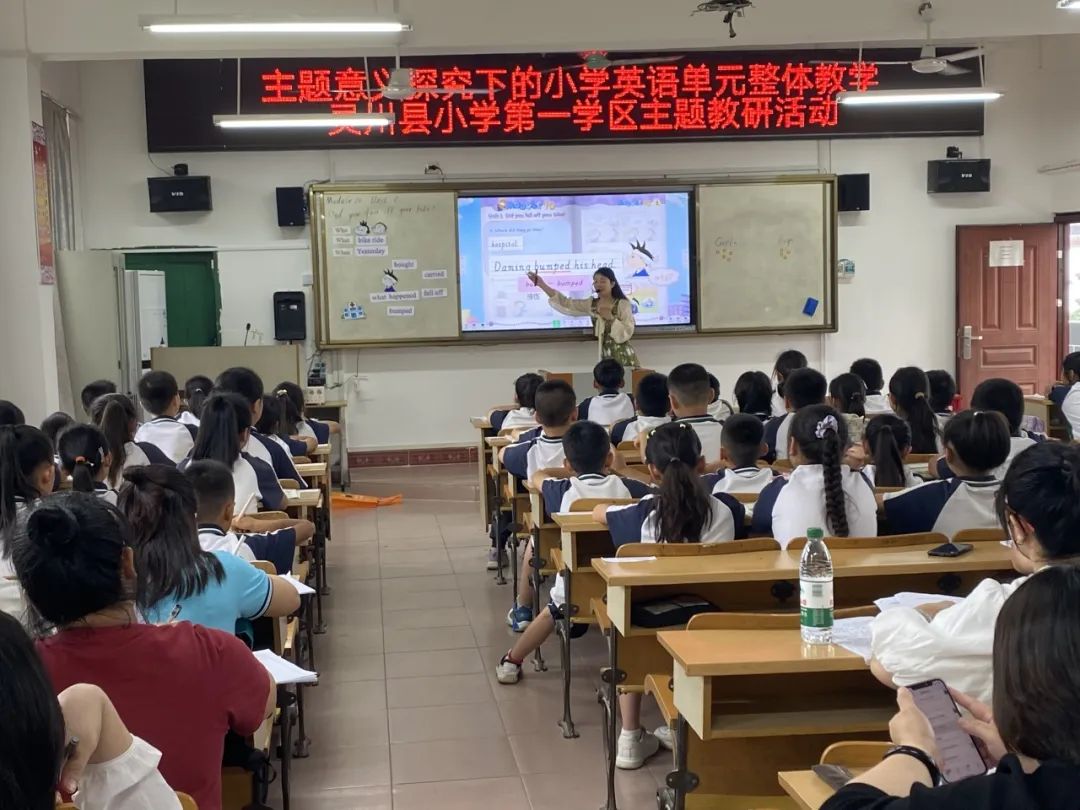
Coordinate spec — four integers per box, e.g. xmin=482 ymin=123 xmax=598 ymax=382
xmin=706 ymin=373 xmax=735 ymax=422
xmin=579 ymin=359 xmax=636 ymax=426
xmin=57 ymin=424 xmax=117 ymax=505
xmin=39 ymin=411 xmax=74 ymax=450
xmin=179 ymin=374 xmax=212 ymax=429
xmin=118 ymin=465 xmax=300 ymax=633
xmin=500 ymin=380 xmax=577 ymax=483
xmin=753 ymin=405 xmax=878 ymax=548
xmin=79 ymin=379 xmax=116 ymax=417
xmin=1050 ymin=351 xmax=1080 ymax=439
xmin=733 ymin=370 xmax=774 ymax=422
xmin=14 ymin=493 xmax=275 ymax=810
xmin=593 ymin=421 xmax=745 ymax=766
xmin=490 ymin=373 xmax=544 ymax=432
xmin=861 ymin=415 xmax=917 ymax=488
xmin=275 ymin=381 xmax=340 ymax=445
xmin=185 ymin=459 xmax=314 ymax=576
xmin=934 ymin=378 xmax=1045 ymax=480
xmin=882 ymin=410 xmax=1011 ymax=539
xmin=770 ymin=349 xmax=808 ymax=417
xmin=764 ymin=367 xmax=827 ymax=462
xmin=869 ymin=441 xmax=1080 ymax=706
xmin=215 ymin=369 xmax=307 ymax=487
xmin=888 ymin=366 xmax=941 ymax=454
xmin=256 ymin=395 xmax=310 ymax=458
xmin=927 ymin=369 xmax=957 ymax=430
xmin=850 ymin=358 xmax=894 ymax=416
xmin=186 ymin=393 xmax=285 ymax=513
xmin=134 ymin=370 xmax=196 ymax=464
xmin=829 ymin=372 xmax=868 ymax=444
xmin=667 ymin=363 xmax=724 ymax=466
xmin=503 ymin=421 xmax=653 ymax=632
xmin=610 ymin=372 xmax=671 ymax=445
xmin=89 ymin=394 xmax=173 ymax=487
xmin=706 ymin=414 xmax=776 ymax=495
xmin=0 ymin=425 xmax=55 ymax=622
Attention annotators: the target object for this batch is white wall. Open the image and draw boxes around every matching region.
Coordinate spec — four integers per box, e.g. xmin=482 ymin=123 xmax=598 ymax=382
xmin=69 ymin=38 xmax=1068 ymax=450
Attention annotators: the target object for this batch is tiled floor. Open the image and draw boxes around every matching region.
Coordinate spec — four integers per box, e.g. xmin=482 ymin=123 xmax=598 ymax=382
xmin=275 ymin=481 xmax=670 ymax=810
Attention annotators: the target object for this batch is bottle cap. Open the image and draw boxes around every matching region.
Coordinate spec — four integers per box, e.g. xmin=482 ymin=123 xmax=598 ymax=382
xmin=807 ymin=528 xmax=824 ymax=540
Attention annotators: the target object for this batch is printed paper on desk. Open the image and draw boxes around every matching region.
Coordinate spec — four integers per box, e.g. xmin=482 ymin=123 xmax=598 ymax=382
xmin=282 ymin=573 xmax=317 ymax=596
xmin=875 ymin=592 xmax=964 ymax=612
xmin=253 ymin=649 xmax=318 ymax=685
xmin=832 ymin=616 xmax=875 ymax=662
xmin=600 ymin=556 xmax=657 ymax=563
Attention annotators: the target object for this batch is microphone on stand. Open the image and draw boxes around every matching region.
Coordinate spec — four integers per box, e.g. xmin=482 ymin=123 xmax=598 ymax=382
xmin=243 ymin=323 xmax=252 ymax=346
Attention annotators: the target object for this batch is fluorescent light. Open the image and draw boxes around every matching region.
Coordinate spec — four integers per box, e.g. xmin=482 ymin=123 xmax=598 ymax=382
xmin=1058 ymin=0 xmax=1080 ymax=9
xmin=838 ymin=88 xmax=1002 ymax=106
xmin=213 ymin=113 xmax=395 ymax=130
xmin=141 ymin=16 xmax=410 ymax=34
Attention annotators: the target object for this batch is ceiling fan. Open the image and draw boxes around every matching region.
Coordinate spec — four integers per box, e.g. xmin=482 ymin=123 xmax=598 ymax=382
xmin=691 ymin=0 xmax=754 ymax=39
xmin=542 ymin=50 xmax=684 ymax=75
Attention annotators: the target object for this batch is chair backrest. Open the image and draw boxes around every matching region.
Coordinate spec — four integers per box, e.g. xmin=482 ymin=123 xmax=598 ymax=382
xmin=616 ymin=537 xmax=779 ymax=558
xmin=771 ymin=459 xmax=793 ymax=473
xmin=278 ymin=478 xmax=301 ymax=491
xmin=536 ymin=467 xmax=570 ymax=481
xmin=787 ymin=532 xmax=948 ymax=551
xmin=873 ymin=486 xmax=904 ymax=496
xmin=292 ymin=455 xmax=312 ymax=464
xmin=568 ymin=497 xmax=638 ymax=512
xmin=250 ymin=510 xmax=290 ymax=521
xmin=728 ymin=491 xmax=759 ymax=504
xmin=953 ymin=527 xmax=1006 ymax=543
xmin=686 ymin=604 xmax=878 ymax=631
xmin=251 ymin=560 xmax=276 ymax=575
xmin=906 ymin=453 xmax=938 ymax=465
xmin=616 ymin=440 xmax=643 ymax=461
xmin=820 ymin=741 xmax=892 ymax=767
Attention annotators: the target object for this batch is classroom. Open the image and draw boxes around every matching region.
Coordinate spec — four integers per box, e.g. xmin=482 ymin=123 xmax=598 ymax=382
xmin=3 ymin=1 xmax=1080 ymax=809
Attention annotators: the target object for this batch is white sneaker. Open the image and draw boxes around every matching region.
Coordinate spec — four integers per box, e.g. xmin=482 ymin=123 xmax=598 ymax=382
xmin=615 ymin=728 xmax=661 ymax=770
xmin=654 ymin=724 xmax=674 ymax=751
xmin=495 ymin=655 xmax=522 ymax=684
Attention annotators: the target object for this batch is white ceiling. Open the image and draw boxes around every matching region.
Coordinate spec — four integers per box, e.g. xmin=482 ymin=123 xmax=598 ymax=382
xmin=3 ymin=0 xmax=1079 ymax=60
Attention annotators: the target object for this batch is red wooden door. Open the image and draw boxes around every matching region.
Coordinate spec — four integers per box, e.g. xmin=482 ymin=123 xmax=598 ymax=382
xmin=956 ymin=224 xmax=1061 ymax=399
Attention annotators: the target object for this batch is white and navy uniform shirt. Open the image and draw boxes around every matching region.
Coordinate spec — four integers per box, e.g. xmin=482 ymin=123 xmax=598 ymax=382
xmin=611 ymin=414 xmax=672 ymax=446
xmin=606 ymin=492 xmax=746 ymax=547
xmin=180 ymin=453 xmax=284 ymax=514
xmin=297 ymin=418 xmax=331 ymax=444
xmin=752 ymin=464 xmax=878 ymax=549
xmin=770 ymin=390 xmax=786 ymax=419
xmin=198 ymin=524 xmax=256 ymax=562
xmin=198 ymin=523 xmax=297 ymax=575
xmin=705 ymin=466 xmax=777 ymax=495
xmin=540 ymin=473 xmax=653 ymax=518
xmin=935 ymin=412 xmax=953 ymax=433
xmin=92 ymin=482 xmax=119 ymax=506
xmin=246 ymin=431 xmax=306 ymax=487
xmin=1051 ymin=382 xmax=1080 ymax=438
xmin=675 ymin=415 xmax=724 ymax=466
xmin=492 ymin=407 xmax=537 ymax=432
xmin=178 ymin=410 xmax=200 ymax=429
xmin=883 ymin=476 xmax=1001 ymax=539
xmin=579 ymin=392 xmax=636 ymax=427
xmin=763 ymin=413 xmax=794 ymax=461
xmin=934 ymin=431 xmax=1046 ymax=481
xmin=502 ymin=433 xmax=566 ymax=482
xmin=863 ymin=393 xmax=894 ymax=416
xmin=862 ymin=464 xmax=919 ymax=489
xmin=135 ymin=416 xmax=196 ymax=465
xmin=708 ymin=399 xmax=734 ymax=422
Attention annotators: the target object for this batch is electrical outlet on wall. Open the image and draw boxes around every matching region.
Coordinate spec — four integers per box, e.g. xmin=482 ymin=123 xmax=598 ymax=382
xmin=302 ymin=273 xmax=314 ymax=286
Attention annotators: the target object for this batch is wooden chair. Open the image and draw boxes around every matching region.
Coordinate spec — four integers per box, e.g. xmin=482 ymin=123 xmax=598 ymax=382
xmin=686 ymin=605 xmax=878 ymax=631
xmin=277 ymin=479 xmax=301 ymax=491
xmin=953 ymin=527 xmax=1006 ymax=543
xmin=729 ymin=491 xmax=760 ymax=504
xmin=567 ymin=497 xmax=638 ymax=512
xmin=772 ymin=459 xmax=794 ymax=473
xmin=906 ymin=453 xmax=938 ymax=466
xmin=616 ymin=439 xmax=644 ymax=464
xmin=873 ymin=486 xmax=904 ymax=496
xmin=291 ymin=455 xmax=312 ymax=464
xmin=249 ymin=510 xmax=290 ymax=521
xmin=787 ymin=532 xmax=948 ymax=551
xmin=616 ymin=537 xmax=779 ymax=558
xmin=61 ymin=794 xmax=197 ymax=810
xmin=820 ymin=740 xmax=892 ymax=767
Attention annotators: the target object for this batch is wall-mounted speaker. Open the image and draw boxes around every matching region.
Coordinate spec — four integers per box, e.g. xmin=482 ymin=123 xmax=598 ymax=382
xmin=276 ymin=186 xmax=306 ymax=227
xmin=927 ymin=159 xmax=991 ymax=194
xmin=273 ymin=291 xmax=306 ymax=341
xmin=838 ymin=174 xmax=870 ymax=212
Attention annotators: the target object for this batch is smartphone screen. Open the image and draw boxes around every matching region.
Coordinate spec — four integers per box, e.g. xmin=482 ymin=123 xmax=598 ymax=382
xmin=908 ymin=679 xmax=987 ymax=782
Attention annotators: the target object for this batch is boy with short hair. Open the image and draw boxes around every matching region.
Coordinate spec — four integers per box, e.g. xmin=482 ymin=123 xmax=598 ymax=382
xmin=80 ymin=379 xmax=117 ymax=417
xmin=765 ymin=367 xmax=827 ymax=461
xmin=706 ymin=372 xmax=734 ymax=422
xmin=579 ymin=359 xmax=635 ymax=426
xmin=611 ymin=372 xmax=671 ymax=445
xmin=490 ymin=373 xmax=544 ymax=432
xmin=667 ymin=363 xmax=724 ymax=466
xmin=215 ymin=367 xmax=306 ymax=485
xmin=134 ymin=370 xmax=197 ymax=464
xmin=850 ymin=358 xmax=893 ymax=416
xmin=709 ymin=413 xmax=775 ymax=494
xmin=184 ymin=459 xmax=314 ymax=575
xmin=500 ymin=380 xmax=578 ymax=481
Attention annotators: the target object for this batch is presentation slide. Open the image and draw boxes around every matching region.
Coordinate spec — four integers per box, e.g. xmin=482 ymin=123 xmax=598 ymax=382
xmin=458 ymin=191 xmax=693 ymax=333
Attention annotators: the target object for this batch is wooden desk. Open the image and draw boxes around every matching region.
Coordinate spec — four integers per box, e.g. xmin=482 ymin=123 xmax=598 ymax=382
xmin=1025 ymin=394 xmax=1070 ymax=440
xmin=486 ymin=436 xmax=515 ymax=584
xmin=778 ymin=770 xmax=839 ymax=810
xmin=471 ymin=415 xmax=495 ymax=525
xmin=306 ymin=400 xmax=349 ymax=489
xmin=657 ymin=628 xmax=891 ymax=809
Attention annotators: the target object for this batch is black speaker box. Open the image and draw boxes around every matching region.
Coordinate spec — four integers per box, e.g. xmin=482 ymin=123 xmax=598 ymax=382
xmin=148 ymin=176 xmax=212 ymax=212
xmin=927 ymin=159 xmax=991 ymax=194
xmin=838 ymin=174 xmax=870 ymax=212
xmin=276 ymin=187 xmax=306 ymax=227
xmin=273 ymin=292 xmax=306 ymax=341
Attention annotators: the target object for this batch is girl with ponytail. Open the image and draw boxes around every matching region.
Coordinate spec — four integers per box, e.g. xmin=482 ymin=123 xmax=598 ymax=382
xmin=752 ymin=404 xmax=878 ymax=548
xmin=88 ymin=394 xmax=172 ymax=486
xmin=180 ymin=374 xmax=212 ymax=427
xmin=862 ymin=415 xmax=915 ymax=488
xmin=274 ymin=380 xmax=336 ymax=447
xmin=0 ymin=425 xmax=55 ymax=620
xmin=888 ymin=366 xmax=941 ymax=454
xmin=57 ymin=424 xmax=116 ymax=504
xmin=597 ymin=421 xmax=745 ymax=545
xmin=829 ymin=372 xmax=868 ymax=443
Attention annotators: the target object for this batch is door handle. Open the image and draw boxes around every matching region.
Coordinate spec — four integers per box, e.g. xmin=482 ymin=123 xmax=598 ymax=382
xmin=960 ymin=325 xmax=983 ymax=360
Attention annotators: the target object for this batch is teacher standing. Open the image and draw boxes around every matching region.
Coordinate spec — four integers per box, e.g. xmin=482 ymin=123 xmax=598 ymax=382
xmin=526 ymin=267 xmax=639 ymax=367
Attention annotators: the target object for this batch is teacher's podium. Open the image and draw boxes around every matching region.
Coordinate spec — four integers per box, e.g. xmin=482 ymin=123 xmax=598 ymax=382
xmin=540 ymin=368 xmax=655 ymax=393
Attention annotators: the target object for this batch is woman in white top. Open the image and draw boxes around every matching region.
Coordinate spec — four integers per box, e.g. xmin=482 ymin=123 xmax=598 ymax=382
xmin=0 ymin=611 xmax=179 ymax=810
xmin=527 ymin=267 xmax=638 ymax=367
xmin=870 ymin=441 xmax=1080 ymax=705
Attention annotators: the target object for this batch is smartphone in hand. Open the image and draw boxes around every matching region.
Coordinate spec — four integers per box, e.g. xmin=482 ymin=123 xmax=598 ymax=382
xmin=928 ymin=542 xmax=974 ymax=558
xmin=908 ymin=678 xmax=988 ymax=782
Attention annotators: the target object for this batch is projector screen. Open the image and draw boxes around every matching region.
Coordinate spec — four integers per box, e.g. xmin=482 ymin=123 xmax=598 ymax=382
xmin=458 ymin=191 xmax=693 ymax=334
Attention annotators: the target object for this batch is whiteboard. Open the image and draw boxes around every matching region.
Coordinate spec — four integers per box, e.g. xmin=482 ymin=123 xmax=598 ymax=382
xmin=696 ymin=178 xmax=836 ymax=332
xmin=312 ymin=188 xmax=460 ymax=346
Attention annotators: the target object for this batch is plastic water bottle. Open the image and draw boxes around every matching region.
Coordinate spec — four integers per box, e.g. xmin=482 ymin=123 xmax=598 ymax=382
xmin=800 ymin=527 xmax=834 ymax=644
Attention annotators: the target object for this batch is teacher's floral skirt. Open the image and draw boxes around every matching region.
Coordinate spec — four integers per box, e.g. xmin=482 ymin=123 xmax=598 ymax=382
xmin=602 ymin=333 xmax=639 ymax=368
